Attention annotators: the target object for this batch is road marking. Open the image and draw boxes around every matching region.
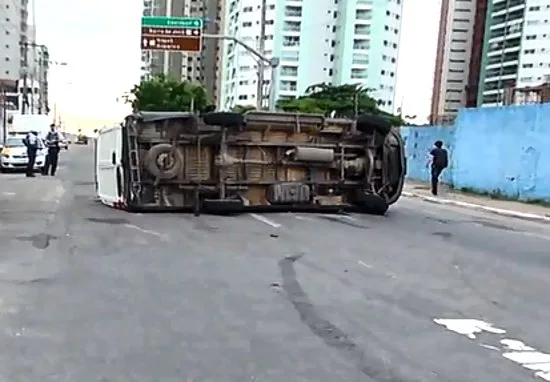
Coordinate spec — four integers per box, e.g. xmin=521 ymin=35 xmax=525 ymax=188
xmin=250 ymin=214 xmax=281 ymax=228
xmin=358 ymin=261 xmax=373 ymax=269
xmin=1 ymin=192 xmax=15 ymax=196
xmin=435 ymin=318 xmax=550 ymax=380
xmin=481 ymin=344 xmax=500 ymax=351
xmin=433 ymin=318 xmax=505 ymax=339
xmin=124 ymin=224 xmax=168 ymax=239
xmin=294 ymin=215 xmax=314 ymax=221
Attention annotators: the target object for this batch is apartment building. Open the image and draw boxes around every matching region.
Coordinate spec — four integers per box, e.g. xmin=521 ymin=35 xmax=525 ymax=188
xmin=430 ymin=0 xmax=482 ymax=124
xmin=141 ymin=0 xmax=224 ymax=105
xmin=477 ymin=0 xmax=550 ymax=106
xmin=219 ymin=0 xmax=403 ymax=112
xmin=0 ymin=0 xmax=28 ymax=83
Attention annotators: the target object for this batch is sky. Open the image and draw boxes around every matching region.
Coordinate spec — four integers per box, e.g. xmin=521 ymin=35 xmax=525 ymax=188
xmin=34 ymin=0 xmax=441 ymax=131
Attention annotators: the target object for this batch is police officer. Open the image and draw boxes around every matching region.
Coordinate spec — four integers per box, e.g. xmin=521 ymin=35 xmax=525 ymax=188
xmin=22 ymin=130 xmax=39 ymax=177
xmin=43 ymin=124 xmax=62 ymax=176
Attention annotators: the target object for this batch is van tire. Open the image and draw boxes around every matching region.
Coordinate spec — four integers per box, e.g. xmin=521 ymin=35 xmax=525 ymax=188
xmin=202 ymin=112 xmax=244 ymax=129
xmin=354 ymin=192 xmax=389 ymax=215
xmin=144 ymin=144 xmax=183 ymax=179
xmin=356 ymin=114 xmax=392 ymax=135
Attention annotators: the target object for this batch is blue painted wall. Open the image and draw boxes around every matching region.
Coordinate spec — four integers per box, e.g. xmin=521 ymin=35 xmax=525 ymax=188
xmin=401 ymin=125 xmax=455 ymax=185
xmin=403 ymin=104 xmax=550 ymax=201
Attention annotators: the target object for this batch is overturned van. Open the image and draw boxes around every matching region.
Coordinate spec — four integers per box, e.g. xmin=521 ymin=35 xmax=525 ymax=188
xmin=94 ymin=111 xmax=406 ymax=215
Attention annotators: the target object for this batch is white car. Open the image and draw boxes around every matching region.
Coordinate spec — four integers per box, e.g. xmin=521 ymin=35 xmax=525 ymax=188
xmin=0 ymin=136 xmax=46 ymax=172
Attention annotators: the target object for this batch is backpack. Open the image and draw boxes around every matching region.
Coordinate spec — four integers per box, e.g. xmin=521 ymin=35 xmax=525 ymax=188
xmin=436 ymin=149 xmax=448 ymax=169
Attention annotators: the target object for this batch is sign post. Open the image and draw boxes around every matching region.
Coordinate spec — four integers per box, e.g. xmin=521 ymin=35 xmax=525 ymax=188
xmin=141 ymin=16 xmax=204 ymax=52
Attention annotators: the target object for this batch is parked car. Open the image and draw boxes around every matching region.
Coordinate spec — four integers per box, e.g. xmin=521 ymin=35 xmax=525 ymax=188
xmin=0 ymin=136 xmax=46 ymax=172
xmin=75 ymin=134 xmax=88 ymax=145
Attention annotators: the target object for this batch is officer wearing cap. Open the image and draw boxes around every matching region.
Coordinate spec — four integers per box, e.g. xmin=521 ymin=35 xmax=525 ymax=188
xmin=22 ymin=130 xmax=39 ymax=177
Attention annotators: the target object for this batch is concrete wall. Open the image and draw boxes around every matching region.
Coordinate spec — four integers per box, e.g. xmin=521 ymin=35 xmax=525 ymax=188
xmin=401 ymin=125 xmax=455 ymax=185
xmin=403 ymin=104 xmax=550 ymax=202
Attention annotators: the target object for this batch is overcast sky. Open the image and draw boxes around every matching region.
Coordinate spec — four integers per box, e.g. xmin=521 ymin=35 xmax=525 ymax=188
xmin=34 ymin=0 xmax=441 ymax=128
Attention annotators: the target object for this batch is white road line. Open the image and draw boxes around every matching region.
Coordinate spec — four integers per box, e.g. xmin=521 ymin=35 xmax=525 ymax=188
xmin=124 ymin=224 xmax=168 ymax=239
xmin=294 ymin=215 xmax=314 ymax=221
xmin=326 ymin=214 xmax=357 ymax=220
xmin=433 ymin=318 xmax=505 ymax=339
xmin=358 ymin=261 xmax=373 ymax=269
xmin=481 ymin=344 xmax=500 ymax=351
xmin=434 ymin=318 xmax=550 ymax=380
xmin=249 ymin=214 xmax=281 ymax=228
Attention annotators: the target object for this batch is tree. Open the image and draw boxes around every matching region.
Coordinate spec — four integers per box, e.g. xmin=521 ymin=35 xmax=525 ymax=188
xmin=276 ymin=83 xmax=404 ymax=126
xmin=128 ymin=74 xmax=214 ymax=113
xmin=231 ymin=105 xmax=256 ymax=113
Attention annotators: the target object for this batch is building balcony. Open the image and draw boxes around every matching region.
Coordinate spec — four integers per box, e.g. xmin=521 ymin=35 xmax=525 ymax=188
xmin=488 ymin=32 xmax=522 ymax=44
xmin=484 ymin=73 xmax=516 ymax=82
xmin=486 ymin=60 xmax=518 ymax=70
xmin=487 ymin=48 xmax=520 ymax=59
xmin=492 ymin=3 xmax=524 ymax=18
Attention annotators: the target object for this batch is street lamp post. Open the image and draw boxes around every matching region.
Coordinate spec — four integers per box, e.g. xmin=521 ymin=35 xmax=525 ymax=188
xmin=203 ymin=34 xmax=280 ymax=111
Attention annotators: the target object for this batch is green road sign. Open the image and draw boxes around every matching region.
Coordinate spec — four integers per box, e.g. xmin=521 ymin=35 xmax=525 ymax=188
xmin=141 ymin=16 xmax=203 ymax=29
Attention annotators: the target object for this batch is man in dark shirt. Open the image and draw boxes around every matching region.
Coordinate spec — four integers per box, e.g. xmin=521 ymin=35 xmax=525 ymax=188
xmin=42 ymin=124 xmax=62 ymax=176
xmin=429 ymin=140 xmax=448 ymax=196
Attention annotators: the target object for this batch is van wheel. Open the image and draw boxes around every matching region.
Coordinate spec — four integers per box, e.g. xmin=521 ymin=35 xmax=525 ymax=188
xmin=356 ymin=114 xmax=392 ymax=136
xmin=144 ymin=144 xmax=184 ymax=179
xmin=202 ymin=112 xmax=244 ymax=130
xmin=354 ymin=192 xmax=389 ymax=215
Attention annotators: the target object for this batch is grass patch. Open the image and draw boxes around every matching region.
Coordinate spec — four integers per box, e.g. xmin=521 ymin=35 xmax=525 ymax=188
xmin=456 ymin=186 xmax=550 ymax=207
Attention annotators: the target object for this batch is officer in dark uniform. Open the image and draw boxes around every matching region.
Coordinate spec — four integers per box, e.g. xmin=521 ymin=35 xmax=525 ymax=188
xmin=22 ymin=130 xmax=39 ymax=177
xmin=43 ymin=124 xmax=61 ymax=176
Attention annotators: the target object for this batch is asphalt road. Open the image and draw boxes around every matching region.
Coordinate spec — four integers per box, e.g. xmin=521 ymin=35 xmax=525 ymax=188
xmin=2 ymin=144 xmax=550 ymax=381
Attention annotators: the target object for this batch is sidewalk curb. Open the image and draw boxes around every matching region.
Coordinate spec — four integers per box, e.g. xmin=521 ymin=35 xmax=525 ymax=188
xmin=402 ymin=191 xmax=550 ymax=223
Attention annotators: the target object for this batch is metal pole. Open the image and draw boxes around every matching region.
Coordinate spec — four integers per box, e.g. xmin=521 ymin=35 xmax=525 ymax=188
xmin=203 ymin=34 xmax=279 ymax=109
xmin=38 ymin=47 xmax=43 ymax=114
xmin=268 ymin=58 xmax=279 ymax=111
xmin=1 ymin=88 xmax=7 ymax=144
xmin=256 ymin=0 xmax=267 ymax=109
xmin=22 ymin=42 xmax=29 ymax=114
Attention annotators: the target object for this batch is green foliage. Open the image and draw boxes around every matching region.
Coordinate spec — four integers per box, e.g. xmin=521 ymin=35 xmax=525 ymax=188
xmin=231 ymin=105 xmax=257 ymax=113
xmin=128 ymin=74 xmax=214 ymax=113
xmin=276 ymin=83 xmax=404 ymax=126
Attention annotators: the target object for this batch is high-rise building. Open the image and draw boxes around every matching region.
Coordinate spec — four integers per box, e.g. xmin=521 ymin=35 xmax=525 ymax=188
xmin=219 ymin=0 xmax=403 ymax=112
xmin=141 ymin=0 xmax=225 ymax=105
xmin=0 ymin=0 xmax=29 ymax=83
xmin=430 ymin=0 xmax=484 ymax=124
xmin=477 ymin=0 xmax=550 ymax=106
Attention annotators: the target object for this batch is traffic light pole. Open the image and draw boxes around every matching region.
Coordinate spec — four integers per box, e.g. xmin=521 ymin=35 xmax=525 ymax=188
xmin=202 ymin=34 xmax=279 ymax=111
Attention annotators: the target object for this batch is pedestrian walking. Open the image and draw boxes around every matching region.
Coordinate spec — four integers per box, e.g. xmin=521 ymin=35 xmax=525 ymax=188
xmin=22 ymin=130 xmax=39 ymax=177
xmin=428 ymin=140 xmax=449 ymax=196
xmin=42 ymin=124 xmax=63 ymax=176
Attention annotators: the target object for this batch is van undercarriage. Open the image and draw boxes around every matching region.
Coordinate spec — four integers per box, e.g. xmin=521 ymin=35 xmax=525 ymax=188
xmin=120 ymin=111 xmax=406 ymax=215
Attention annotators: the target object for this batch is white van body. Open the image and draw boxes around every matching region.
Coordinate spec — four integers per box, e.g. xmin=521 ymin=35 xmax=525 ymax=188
xmin=94 ymin=124 xmax=125 ymax=208
xmin=10 ymin=114 xmax=50 ymax=138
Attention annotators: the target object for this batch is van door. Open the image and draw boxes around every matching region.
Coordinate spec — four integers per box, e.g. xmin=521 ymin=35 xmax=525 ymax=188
xmin=95 ymin=126 xmax=123 ymax=206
